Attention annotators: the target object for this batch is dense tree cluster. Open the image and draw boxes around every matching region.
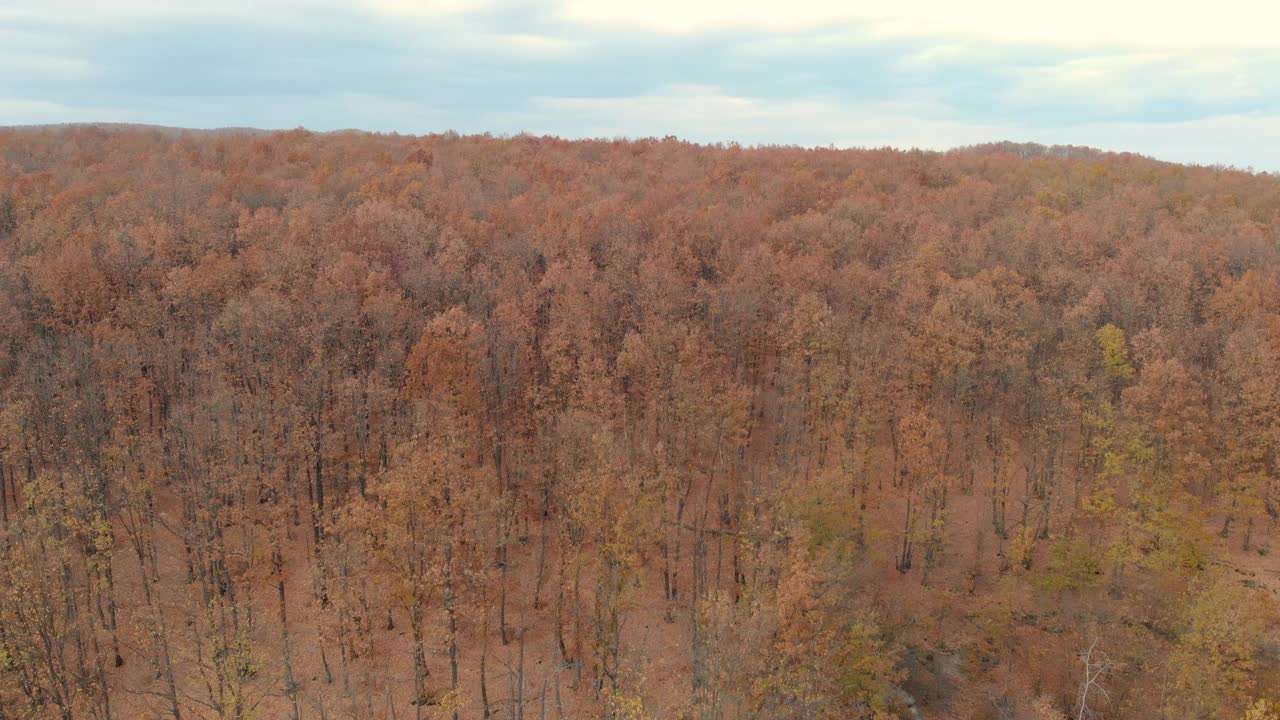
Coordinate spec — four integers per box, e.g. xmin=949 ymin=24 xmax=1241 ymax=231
xmin=0 ymin=125 xmax=1277 ymax=720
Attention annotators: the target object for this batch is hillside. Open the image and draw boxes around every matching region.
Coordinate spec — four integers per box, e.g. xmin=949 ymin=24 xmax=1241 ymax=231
xmin=0 ymin=125 xmax=1277 ymax=720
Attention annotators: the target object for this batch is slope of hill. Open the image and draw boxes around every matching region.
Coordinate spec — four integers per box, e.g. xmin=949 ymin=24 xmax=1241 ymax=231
xmin=0 ymin=125 xmax=1277 ymax=720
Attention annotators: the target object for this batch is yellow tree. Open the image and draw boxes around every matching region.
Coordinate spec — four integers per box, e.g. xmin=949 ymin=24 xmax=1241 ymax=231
xmin=1169 ymin=578 xmax=1279 ymax=718
xmin=352 ymin=429 xmax=487 ymax=718
xmin=554 ymin=410 xmax=660 ymax=700
xmin=752 ymin=526 xmax=903 ymax=720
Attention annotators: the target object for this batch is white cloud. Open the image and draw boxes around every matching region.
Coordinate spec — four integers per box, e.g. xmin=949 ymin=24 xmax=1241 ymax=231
xmin=0 ymin=0 xmax=373 ymax=25
xmin=1005 ymin=53 xmax=1268 ymax=112
xmin=0 ymin=98 xmax=135 ymax=125
xmin=438 ymin=31 xmax=580 ymax=56
xmin=496 ymin=85 xmax=1016 ymax=149
xmin=0 ymin=52 xmax=101 ymax=81
xmin=0 ymin=0 xmax=222 ymax=22
xmin=358 ymin=0 xmax=502 ymax=18
xmin=496 ymin=33 xmax=578 ymax=55
xmin=557 ymin=0 xmax=1280 ymax=49
xmin=10 ymin=0 xmax=1276 ymax=51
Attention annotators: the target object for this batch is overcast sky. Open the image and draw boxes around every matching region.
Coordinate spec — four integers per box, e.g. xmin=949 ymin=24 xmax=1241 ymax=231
xmin=3 ymin=0 xmax=1278 ymax=170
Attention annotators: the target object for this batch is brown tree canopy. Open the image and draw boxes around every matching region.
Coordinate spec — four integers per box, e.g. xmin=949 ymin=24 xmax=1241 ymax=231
xmin=0 ymin=126 xmax=1277 ymax=720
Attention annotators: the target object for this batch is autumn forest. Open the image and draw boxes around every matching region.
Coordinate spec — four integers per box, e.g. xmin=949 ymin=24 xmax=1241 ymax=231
xmin=0 ymin=126 xmax=1277 ymax=720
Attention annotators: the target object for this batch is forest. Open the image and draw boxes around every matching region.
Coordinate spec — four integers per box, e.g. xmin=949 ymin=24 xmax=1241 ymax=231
xmin=0 ymin=125 xmax=1277 ymax=720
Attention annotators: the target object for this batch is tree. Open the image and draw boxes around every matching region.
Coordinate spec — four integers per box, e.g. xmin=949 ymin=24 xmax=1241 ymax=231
xmin=1169 ymin=579 xmax=1278 ymax=717
xmin=894 ymin=410 xmax=947 ymax=573
xmin=1096 ymin=324 xmax=1135 ymax=403
xmin=751 ymin=526 xmax=903 ymax=720
xmin=1074 ymin=636 xmax=1112 ymax=720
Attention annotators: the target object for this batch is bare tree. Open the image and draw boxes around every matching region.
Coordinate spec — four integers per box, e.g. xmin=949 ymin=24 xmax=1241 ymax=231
xmin=1076 ymin=636 xmax=1112 ymax=720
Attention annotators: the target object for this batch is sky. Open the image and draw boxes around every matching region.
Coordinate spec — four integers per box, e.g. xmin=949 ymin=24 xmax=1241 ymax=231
xmin=2 ymin=0 xmax=1278 ymax=170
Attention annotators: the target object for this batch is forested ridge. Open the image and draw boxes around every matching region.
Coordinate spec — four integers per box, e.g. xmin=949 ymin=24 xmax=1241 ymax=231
xmin=0 ymin=126 xmax=1277 ymax=720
